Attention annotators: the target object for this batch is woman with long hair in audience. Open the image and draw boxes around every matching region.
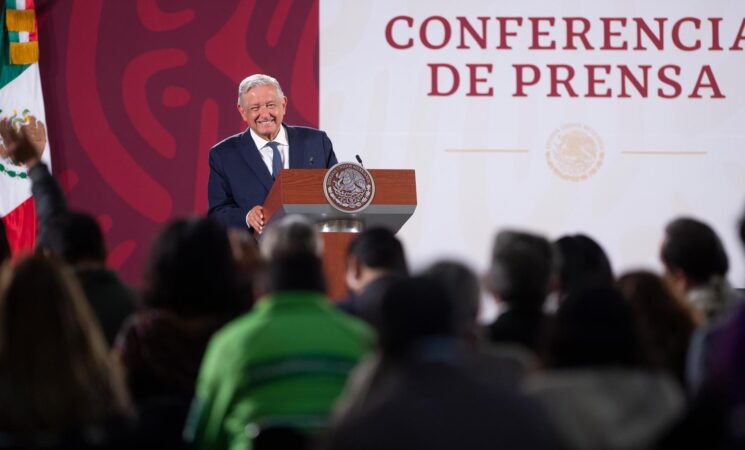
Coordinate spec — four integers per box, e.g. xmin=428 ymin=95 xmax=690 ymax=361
xmin=0 ymin=255 xmax=132 ymax=446
xmin=113 ymin=217 xmax=247 ymax=445
xmin=526 ymin=287 xmax=684 ymax=450
xmin=617 ymin=271 xmax=701 ymax=386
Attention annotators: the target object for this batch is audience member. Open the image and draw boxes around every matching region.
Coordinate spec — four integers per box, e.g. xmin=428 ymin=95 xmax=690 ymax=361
xmin=337 ymin=227 xmax=408 ymax=328
xmin=658 ymin=303 xmax=745 ymax=450
xmin=185 ymin=218 xmax=373 ymax=450
xmin=115 ymin=217 xmax=243 ymax=398
xmin=485 ymin=230 xmax=555 ymax=354
xmin=424 ymin=260 xmax=481 ymax=339
xmin=1 ymin=114 xmax=137 ymax=346
xmin=0 ymin=256 xmax=133 ymax=447
xmin=113 ymin=217 xmax=245 ymax=447
xmin=617 ymin=271 xmax=701 ymax=385
xmin=661 ymin=217 xmax=741 ymax=321
xmin=323 ymin=276 xmax=558 ymax=450
xmin=553 ymin=233 xmax=614 ymax=300
xmin=40 ymin=212 xmax=138 ymax=345
xmin=259 ymin=215 xmax=323 ymax=259
xmin=661 ymin=217 xmax=743 ymax=393
xmin=0 ymin=219 xmax=10 ymax=265
xmin=424 ymin=260 xmax=533 ymax=387
xmin=526 ymin=287 xmax=684 ymax=450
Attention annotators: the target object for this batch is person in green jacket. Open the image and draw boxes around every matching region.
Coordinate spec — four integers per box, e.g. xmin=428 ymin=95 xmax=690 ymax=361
xmin=185 ymin=218 xmax=374 ymax=450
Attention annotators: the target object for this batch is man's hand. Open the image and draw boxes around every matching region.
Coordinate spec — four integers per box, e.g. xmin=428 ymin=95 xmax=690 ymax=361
xmin=0 ymin=115 xmax=46 ymax=167
xmin=246 ymin=205 xmax=265 ymax=233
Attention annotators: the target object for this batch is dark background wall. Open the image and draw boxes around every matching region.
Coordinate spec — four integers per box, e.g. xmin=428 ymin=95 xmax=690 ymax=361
xmin=36 ymin=0 xmax=318 ymax=284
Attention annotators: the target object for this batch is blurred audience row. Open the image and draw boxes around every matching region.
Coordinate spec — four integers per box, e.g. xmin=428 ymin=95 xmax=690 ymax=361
xmin=1 ymin=117 xmax=744 ymax=449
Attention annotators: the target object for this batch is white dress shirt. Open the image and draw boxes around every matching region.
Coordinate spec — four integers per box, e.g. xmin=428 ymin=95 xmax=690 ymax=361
xmin=249 ymin=125 xmax=289 ymax=175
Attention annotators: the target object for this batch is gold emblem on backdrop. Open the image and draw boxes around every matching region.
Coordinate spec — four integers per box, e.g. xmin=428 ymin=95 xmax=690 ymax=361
xmin=546 ymin=123 xmax=604 ymax=181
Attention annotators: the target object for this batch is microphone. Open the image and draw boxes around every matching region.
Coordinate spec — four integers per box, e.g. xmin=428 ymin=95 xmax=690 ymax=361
xmin=309 ymin=156 xmax=314 ymax=166
xmin=355 ymin=154 xmax=364 ymax=166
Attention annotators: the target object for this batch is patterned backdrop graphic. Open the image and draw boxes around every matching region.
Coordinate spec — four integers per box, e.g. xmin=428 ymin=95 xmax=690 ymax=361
xmin=36 ymin=0 xmax=319 ymax=283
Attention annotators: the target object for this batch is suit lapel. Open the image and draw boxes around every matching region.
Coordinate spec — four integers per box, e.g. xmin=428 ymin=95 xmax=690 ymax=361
xmin=239 ymin=129 xmax=274 ymax=191
xmin=285 ymin=124 xmax=305 ymax=168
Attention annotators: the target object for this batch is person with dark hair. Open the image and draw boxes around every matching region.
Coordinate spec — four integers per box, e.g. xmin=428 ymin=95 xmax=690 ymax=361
xmin=553 ymin=233 xmax=614 ymax=300
xmin=185 ymin=219 xmax=372 ymax=450
xmin=485 ymin=230 xmax=555 ymax=353
xmin=526 ymin=287 xmax=684 ymax=450
xmin=542 ymin=288 xmax=649 ymax=369
xmin=0 ymin=255 xmax=133 ymax=446
xmin=0 ymin=115 xmax=138 ymax=345
xmin=424 ymin=260 xmax=534 ymax=387
xmin=617 ymin=271 xmax=701 ymax=385
xmin=0 ymin=219 xmax=10 ymax=264
xmin=114 ymin=217 xmax=244 ymax=405
xmin=323 ymin=276 xmax=558 ymax=450
xmin=337 ymin=227 xmax=408 ymax=328
xmin=41 ymin=211 xmax=138 ymax=345
xmin=661 ymin=217 xmax=740 ymax=321
xmin=424 ymin=260 xmax=481 ymax=339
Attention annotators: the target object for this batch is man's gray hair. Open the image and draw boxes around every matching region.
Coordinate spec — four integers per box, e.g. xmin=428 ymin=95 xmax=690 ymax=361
xmin=237 ymin=74 xmax=284 ymax=106
xmin=259 ymin=215 xmax=322 ymax=260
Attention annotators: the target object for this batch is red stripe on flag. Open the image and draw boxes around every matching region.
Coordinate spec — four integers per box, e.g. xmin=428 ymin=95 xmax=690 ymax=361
xmin=1 ymin=197 xmax=37 ymax=258
xmin=30 ymin=20 xmax=38 ymax=42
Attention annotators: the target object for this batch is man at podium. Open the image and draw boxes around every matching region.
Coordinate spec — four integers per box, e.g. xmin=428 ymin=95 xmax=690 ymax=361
xmin=207 ymin=74 xmax=338 ymax=233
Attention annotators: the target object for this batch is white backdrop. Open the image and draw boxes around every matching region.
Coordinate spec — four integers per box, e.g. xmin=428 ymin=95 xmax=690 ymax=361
xmin=319 ymin=0 xmax=745 ymax=303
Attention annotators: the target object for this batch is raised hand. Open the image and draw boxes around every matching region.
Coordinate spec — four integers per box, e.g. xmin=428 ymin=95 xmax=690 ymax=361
xmin=0 ymin=115 xmax=47 ymax=167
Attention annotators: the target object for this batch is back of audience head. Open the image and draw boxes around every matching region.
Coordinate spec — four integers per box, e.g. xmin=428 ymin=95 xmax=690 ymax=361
xmin=0 ymin=219 xmax=10 ymax=265
xmin=37 ymin=211 xmax=107 ymax=265
xmin=346 ymin=227 xmax=408 ymax=293
xmin=424 ymin=260 xmax=480 ymax=337
xmin=661 ymin=217 xmax=729 ymax=290
xmin=0 ymin=255 xmax=131 ymax=431
xmin=260 ymin=215 xmax=322 ymax=260
xmin=378 ymin=276 xmax=455 ymax=359
xmin=486 ymin=230 xmax=554 ymax=311
xmin=554 ymin=233 xmax=614 ymax=298
xmin=542 ymin=287 xmax=648 ymax=370
xmin=617 ymin=271 xmax=700 ymax=377
xmin=266 ymin=250 xmax=327 ymax=295
xmin=143 ymin=217 xmax=241 ymax=317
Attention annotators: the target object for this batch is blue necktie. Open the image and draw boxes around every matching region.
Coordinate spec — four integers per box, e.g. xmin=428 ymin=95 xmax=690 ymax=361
xmin=266 ymin=141 xmax=282 ymax=179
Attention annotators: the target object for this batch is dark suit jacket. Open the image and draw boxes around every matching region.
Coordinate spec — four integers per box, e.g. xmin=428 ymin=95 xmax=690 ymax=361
xmin=207 ymin=124 xmax=338 ymax=229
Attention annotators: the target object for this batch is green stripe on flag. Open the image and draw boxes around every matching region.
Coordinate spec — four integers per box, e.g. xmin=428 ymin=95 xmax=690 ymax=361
xmin=0 ymin=6 xmax=29 ymax=86
xmin=8 ymin=31 xmax=19 ymax=42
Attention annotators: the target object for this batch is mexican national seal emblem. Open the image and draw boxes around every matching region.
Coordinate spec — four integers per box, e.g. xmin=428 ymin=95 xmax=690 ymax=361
xmin=0 ymin=109 xmax=47 ymax=180
xmin=545 ymin=123 xmax=604 ymax=181
xmin=324 ymin=162 xmax=375 ymax=213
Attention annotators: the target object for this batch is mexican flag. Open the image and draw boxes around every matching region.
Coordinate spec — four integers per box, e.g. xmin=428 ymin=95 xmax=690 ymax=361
xmin=0 ymin=0 xmax=49 ymax=256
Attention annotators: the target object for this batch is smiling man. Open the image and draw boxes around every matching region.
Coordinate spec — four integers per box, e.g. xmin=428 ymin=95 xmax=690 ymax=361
xmin=208 ymin=74 xmax=338 ymax=232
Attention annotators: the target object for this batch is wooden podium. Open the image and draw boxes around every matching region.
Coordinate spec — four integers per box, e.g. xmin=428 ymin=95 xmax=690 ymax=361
xmin=262 ymin=169 xmax=416 ymax=300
